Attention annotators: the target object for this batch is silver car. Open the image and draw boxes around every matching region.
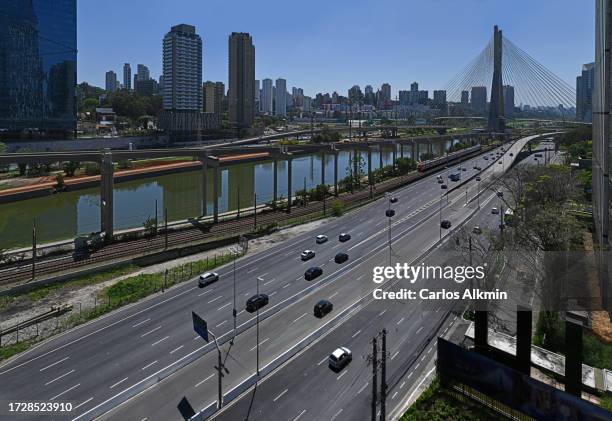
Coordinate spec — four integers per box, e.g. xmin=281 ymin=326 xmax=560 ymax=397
xmin=198 ymin=272 xmax=219 ymax=287
xmin=329 ymin=347 xmax=352 ymax=370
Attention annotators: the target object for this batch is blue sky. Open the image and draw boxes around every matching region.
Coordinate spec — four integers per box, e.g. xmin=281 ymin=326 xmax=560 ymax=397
xmin=78 ymin=0 xmax=595 ymax=96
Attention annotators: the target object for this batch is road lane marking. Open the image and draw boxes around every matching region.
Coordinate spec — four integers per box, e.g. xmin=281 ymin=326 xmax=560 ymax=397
xmin=292 ymin=409 xmax=307 ymax=421
xmin=140 ymin=326 xmax=162 ymax=338
xmin=331 ymin=408 xmax=343 ymax=420
xmin=237 ymin=309 xmax=245 ymax=316
xmin=356 ymin=274 xmax=365 ymax=281
xmin=292 ymin=313 xmax=308 ymax=324
xmin=217 ymin=302 xmax=232 ymax=311
xmin=396 ymin=317 xmax=405 ymax=325
xmin=249 ymin=338 xmax=270 ymax=351
xmin=39 ymin=357 xmax=69 ymax=372
xmin=391 ymin=351 xmax=399 ymax=360
xmin=283 ymin=283 xmax=291 ymax=289
xmin=416 ymin=326 xmax=423 ymax=334
xmin=351 ymin=330 xmax=362 ymax=338
xmin=207 ymin=296 xmax=223 ymax=304
xmin=392 ymin=391 xmax=398 ymax=399
xmin=216 ymin=320 xmax=228 ymax=328
xmin=109 ymin=377 xmax=128 ymax=389
xmin=317 ymin=357 xmax=328 ymax=366
xmin=263 ymin=278 xmax=276 ymax=286
xmin=141 ymin=361 xmax=158 ymax=370
xmin=131 ymin=318 xmax=151 ymax=328
xmin=195 ymin=373 xmax=215 ymax=387
xmin=73 ymin=397 xmax=93 ymax=411
xmin=247 ymin=267 xmax=259 ymax=274
xmin=337 ymin=370 xmax=348 ymax=380
xmin=260 ymin=272 xmax=269 ymax=278
xmin=45 ymin=369 xmax=75 ymax=386
xmin=198 ymin=290 xmax=213 ymax=297
xmin=151 ymin=336 xmax=170 ymax=346
xmin=273 ymin=388 xmax=288 ymax=402
xmin=169 ymin=345 xmax=184 ymax=354
xmin=379 ymin=309 xmax=387 ymax=317
xmin=329 ymin=292 xmax=339 ymax=299
xmin=269 ymin=291 xmax=277 ymax=297
xmin=357 ymin=382 xmax=369 ymax=395
xmin=50 ymin=383 xmax=80 ymax=401
xmin=400 ymin=381 xmax=406 ymax=389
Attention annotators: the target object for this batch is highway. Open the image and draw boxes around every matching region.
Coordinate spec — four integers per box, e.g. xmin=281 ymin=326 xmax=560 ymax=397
xmin=0 ymin=136 xmax=539 ymax=421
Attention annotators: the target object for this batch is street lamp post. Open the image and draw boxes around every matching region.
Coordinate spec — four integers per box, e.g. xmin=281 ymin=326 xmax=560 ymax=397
xmin=439 ymin=195 xmax=443 ymax=240
xmin=256 ymin=276 xmax=262 ymax=378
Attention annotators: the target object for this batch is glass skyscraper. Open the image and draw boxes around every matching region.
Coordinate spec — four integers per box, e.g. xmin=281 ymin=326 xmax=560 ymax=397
xmin=0 ymin=0 xmax=77 ymax=138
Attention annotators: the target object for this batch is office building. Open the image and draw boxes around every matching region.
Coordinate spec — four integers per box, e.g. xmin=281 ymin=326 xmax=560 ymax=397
xmin=461 ymin=90 xmax=470 ymax=106
xmin=577 ymin=62 xmax=595 ymax=122
xmin=418 ymin=90 xmax=429 ymax=104
xmin=261 ymin=78 xmax=273 ymax=113
xmin=228 ymin=32 xmax=255 ymax=127
xmin=123 ymin=63 xmax=132 ymax=90
xmin=380 ymin=83 xmax=391 ymax=102
xmin=433 ymin=90 xmax=447 ymax=106
xmin=398 ymin=90 xmax=410 ymax=105
xmin=409 ymin=82 xmax=419 ymax=104
xmin=255 ymin=79 xmax=260 ymax=109
xmin=137 ymin=64 xmax=150 ymax=81
xmin=503 ymin=85 xmax=515 ymax=117
xmin=105 ymin=70 xmax=118 ymax=93
xmin=203 ymin=81 xmax=224 ymax=115
xmin=135 ymin=79 xmax=159 ymax=96
xmin=471 ymin=86 xmax=487 ymax=114
xmin=275 ymin=78 xmax=287 ymax=116
xmin=348 ymin=85 xmax=362 ymax=102
xmin=0 ymin=0 xmax=77 ymax=138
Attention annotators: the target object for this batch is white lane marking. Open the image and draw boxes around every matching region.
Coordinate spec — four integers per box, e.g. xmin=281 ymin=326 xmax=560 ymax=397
xmin=406 ymin=367 xmax=436 ymax=404
xmin=131 ymin=318 xmax=151 ymax=328
xmin=169 ymin=345 xmax=184 ymax=354
xmin=415 ymin=362 xmax=420 ymax=370
xmin=391 ymin=351 xmax=399 ymax=360
xmin=207 ymin=296 xmax=223 ymax=304
xmin=292 ymin=409 xmax=307 ymax=421
xmin=45 ymin=369 xmax=75 ymax=386
xmin=237 ymin=309 xmax=246 ymax=316
xmin=421 ymin=355 xmax=426 ymax=362
xmin=216 ymin=320 xmax=228 ymax=328
xmin=151 ymin=336 xmax=170 ymax=347
xmin=427 ymin=347 xmax=432 ymax=354
xmin=331 ymin=408 xmax=343 ymax=420
xmin=73 ymin=397 xmax=93 ymax=411
xmin=249 ymin=338 xmax=270 ymax=351
xmin=400 ymin=381 xmax=406 ymax=389
xmin=351 ymin=330 xmax=362 ymax=338
xmin=140 ymin=326 xmax=162 ymax=338
xmin=198 ymin=290 xmax=213 ymax=297
xmin=217 ymin=302 xmax=232 ymax=311
xmin=317 ymin=356 xmax=328 ymax=366
xmin=292 ymin=313 xmax=308 ymax=324
xmin=416 ymin=326 xmax=423 ymax=334
xmin=247 ymin=267 xmax=259 ymax=274
xmin=50 ymin=383 xmax=80 ymax=401
xmin=397 ymin=317 xmax=405 ymax=325
xmin=263 ymin=278 xmax=276 ymax=286
xmin=141 ymin=361 xmax=158 ymax=370
xmin=329 ymin=292 xmax=339 ymax=299
xmin=357 ymin=382 xmax=369 ymax=395
xmin=273 ymin=388 xmax=289 ymax=402
xmin=379 ymin=309 xmax=387 ymax=317
xmin=295 ymin=276 xmax=302 ymax=281
xmin=356 ymin=274 xmax=365 ymax=281
xmin=392 ymin=391 xmax=398 ymax=400
xmin=269 ymin=291 xmax=277 ymax=297
xmin=195 ymin=373 xmax=215 ymax=388
xmin=283 ymin=283 xmax=291 ymax=289
xmin=337 ymin=370 xmax=348 ymax=380
xmin=39 ymin=357 xmax=69 ymax=372
xmin=260 ymin=272 xmax=269 ymax=278
xmin=109 ymin=377 xmax=128 ymax=389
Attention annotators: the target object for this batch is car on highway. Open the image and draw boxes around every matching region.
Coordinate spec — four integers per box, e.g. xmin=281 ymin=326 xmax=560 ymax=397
xmin=498 ymin=161 xmax=502 ymax=164
xmin=475 ymin=176 xmax=481 ymax=181
xmin=491 ymin=207 xmax=499 ymax=214
xmin=440 ymin=219 xmax=452 ymax=229
xmin=475 ymin=166 xmax=482 ymax=171
xmin=389 ymin=196 xmax=398 ymax=203
xmin=329 ymin=347 xmax=352 ymax=370
xmin=246 ymin=293 xmax=269 ymax=313
xmin=473 ymin=165 xmax=478 ymax=169
xmin=315 ymin=234 xmax=328 ymax=244
xmin=462 ymin=167 xmax=467 ymax=171
xmin=198 ymin=272 xmax=219 ymax=287
xmin=437 ymin=178 xmax=444 ymax=184
xmin=509 ymin=153 xmax=514 ymax=157
xmin=334 ymin=252 xmax=349 ymax=264
xmin=472 ymin=226 xmax=482 ymax=234
xmin=484 ymin=156 xmax=489 ymax=160
xmin=441 ymin=184 xmax=447 ymax=189
xmin=496 ymin=191 xmax=504 ymax=197
xmin=314 ymin=300 xmax=333 ymax=318
xmin=301 ymin=250 xmax=315 ymax=261
xmin=339 ymin=233 xmax=351 ymax=242
xmin=305 ymin=266 xmax=323 ymax=281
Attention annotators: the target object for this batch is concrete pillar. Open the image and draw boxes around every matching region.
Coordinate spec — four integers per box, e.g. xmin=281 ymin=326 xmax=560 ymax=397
xmin=100 ymin=151 xmax=114 ymax=238
xmin=379 ymin=145 xmax=384 ymax=170
xmin=213 ymin=165 xmax=219 ymax=223
xmin=287 ymin=158 xmax=293 ymax=212
xmin=273 ymin=159 xmax=278 ymax=203
xmin=367 ymin=149 xmax=373 ymax=198
xmin=516 ymin=306 xmax=532 ymax=375
xmin=333 ymin=153 xmax=338 ymax=196
xmin=416 ymin=141 xmax=420 ymax=161
xmin=428 ymin=140 xmax=433 ymax=157
xmin=320 ymin=153 xmax=325 ymax=186
xmin=392 ymin=142 xmax=397 ymax=169
xmin=400 ymin=143 xmax=404 ymax=159
xmin=411 ymin=142 xmax=415 ymax=161
xmin=353 ymin=151 xmax=359 ymax=185
xmin=565 ymin=315 xmax=583 ymax=397
xmin=201 ymin=158 xmax=208 ymax=216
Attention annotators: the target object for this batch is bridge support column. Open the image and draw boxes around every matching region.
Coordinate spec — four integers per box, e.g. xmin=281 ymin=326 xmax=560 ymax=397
xmin=379 ymin=145 xmax=384 ymax=170
xmin=428 ymin=140 xmax=433 ymax=157
xmin=287 ymin=158 xmax=293 ymax=212
xmin=368 ymin=149 xmax=373 ymax=198
xmin=411 ymin=142 xmax=416 ymax=161
xmin=273 ymin=159 xmax=278 ymax=203
xmin=353 ymin=151 xmax=359 ymax=187
xmin=201 ymin=159 xmax=208 ymax=216
xmin=100 ymin=151 xmax=114 ymax=238
xmin=212 ymin=166 xmax=220 ymax=224
xmin=392 ymin=143 xmax=397 ymax=170
xmin=416 ymin=142 xmax=420 ymax=161
xmin=333 ymin=153 xmax=338 ymax=197
xmin=320 ymin=153 xmax=325 ymax=186
xmin=400 ymin=143 xmax=404 ymax=159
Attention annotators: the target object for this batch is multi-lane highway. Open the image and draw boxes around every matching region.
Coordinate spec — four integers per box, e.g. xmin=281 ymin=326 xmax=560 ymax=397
xmin=0 ymin=135 xmax=541 ymax=421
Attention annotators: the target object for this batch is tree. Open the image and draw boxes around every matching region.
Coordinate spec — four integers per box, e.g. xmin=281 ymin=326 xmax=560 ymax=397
xmin=63 ymin=161 xmax=81 ymax=177
xmin=395 ymin=157 xmax=415 ymax=175
xmin=311 ymin=127 xmax=340 ymax=143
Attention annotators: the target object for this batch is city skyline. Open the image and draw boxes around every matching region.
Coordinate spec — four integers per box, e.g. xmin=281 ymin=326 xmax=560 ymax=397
xmin=78 ymin=0 xmax=594 ymax=97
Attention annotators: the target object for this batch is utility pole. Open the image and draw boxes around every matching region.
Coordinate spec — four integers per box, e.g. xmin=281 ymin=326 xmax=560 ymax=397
xmin=371 ymin=337 xmax=378 ymax=421
xmin=31 ymin=219 xmax=37 ymax=279
xmin=253 ymin=193 xmax=257 ymax=231
xmin=237 ymin=186 xmax=240 ymax=220
xmin=380 ymin=329 xmax=387 ymax=421
xmin=256 ymin=276 xmax=262 ymax=378
xmin=164 ymin=208 xmax=168 ymax=249
xmin=154 ymin=199 xmax=158 ymax=235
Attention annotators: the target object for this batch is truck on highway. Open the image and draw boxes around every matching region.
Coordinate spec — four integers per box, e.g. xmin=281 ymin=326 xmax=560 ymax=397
xmin=449 ymin=172 xmax=461 ymax=182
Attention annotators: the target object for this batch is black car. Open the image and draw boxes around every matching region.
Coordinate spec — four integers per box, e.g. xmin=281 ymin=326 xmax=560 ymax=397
xmin=305 ymin=266 xmax=323 ymax=281
xmin=441 ymin=219 xmax=452 ymax=229
xmin=314 ymin=300 xmax=333 ymax=318
xmin=475 ymin=176 xmax=481 ymax=181
xmin=334 ymin=252 xmax=349 ymax=264
xmin=246 ymin=294 xmax=269 ymax=313
xmin=389 ymin=197 xmax=398 ymax=204
xmin=441 ymin=184 xmax=447 ymax=189
xmin=339 ymin=233 xmax=351 ymax=242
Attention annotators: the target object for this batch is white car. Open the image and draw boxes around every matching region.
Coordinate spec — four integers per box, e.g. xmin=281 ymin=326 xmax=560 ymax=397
xmin=198 ymin=272 xmax=219 ymax=287
xmin=315 ymin=234 xmax=328 ymax=244
xmin=491 ymin=207 xmax=499 ymax=215
xmin=329 ymin=347 xmax=352 ymax=370
xmin=301 ymin=250 xmax=315 ymax=261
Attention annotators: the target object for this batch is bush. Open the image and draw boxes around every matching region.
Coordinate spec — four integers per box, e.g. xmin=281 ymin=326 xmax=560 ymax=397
xmin=55 ymin=173 xmax=65 ymax=188
xmin=84 ymin=162 xmax=100 ymax=176
xmin=331 ymin=201 xmax=344 ymax=217
xmin=62 ymin=161 xmax=81 ymax=177
xmin=118 ymin=160 xmax=133 ymax=170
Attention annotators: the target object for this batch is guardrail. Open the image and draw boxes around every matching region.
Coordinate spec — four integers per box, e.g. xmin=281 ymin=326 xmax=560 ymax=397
xmin=0 ymin=304 xmax=72 ymax=346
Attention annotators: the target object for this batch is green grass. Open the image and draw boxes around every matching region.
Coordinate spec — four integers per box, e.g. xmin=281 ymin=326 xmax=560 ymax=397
xmin=401 ymin=378 xmax=501 ymax=421
xmin=0 ymin=341 xmax=32 ymax=362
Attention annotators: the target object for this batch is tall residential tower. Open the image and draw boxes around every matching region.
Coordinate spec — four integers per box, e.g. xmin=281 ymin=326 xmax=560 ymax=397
xmin=228 ymin=32 xmax=255 ymax=128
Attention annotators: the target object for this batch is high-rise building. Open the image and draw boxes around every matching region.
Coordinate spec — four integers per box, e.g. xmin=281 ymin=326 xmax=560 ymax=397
xmin=228 ymin=32 xmax=256 ymax=127
xmin=364 ymin=85 xmax=375 ymax=105
xmin=137 ymin=64 xmax=150 ymax=81
xmin=409 ymin=82 xmax=419 ymax=104
xmin=123 ymin=63 xmax=132 ymax=90
xmin=105 ymin=70 xmax=118 ymax=93
xmin=418 ymin=90 xmax=429 ymax=104
xmin=398 ymin=90 xmax=410 ymax=105
xmin=433 ymin=90 xmax=447 ymax=106
xmin=275 ymin=78 xmax=287 ymax=116
xmin=461 ymin=90 xmax=470 ymax=106
xmin=470 ymin=86 xmax=487 ymax=114
xmin=255 ymin=80 xmax=260 ymax=102
xmin=0 ymin=0 xmax=77 ymax=138
xmin=576 ymin=62 xmax=595 ymax=122
xmin=261 ymin=78 xmax=273 ymax=113
xmin=503 ymin=85 xmax=515 ymax=117
xmin=203 ymin=81 xmax=224 ymax=115
xmin=162 ymin=24 xmax=203 ymax=111
xmin=136 ymin=79 xmax=159 ymax=96
xmin=380 ymin=83 xmax=391 ymax=102
xmin=348 ymin=85 xmax=362 ymax=102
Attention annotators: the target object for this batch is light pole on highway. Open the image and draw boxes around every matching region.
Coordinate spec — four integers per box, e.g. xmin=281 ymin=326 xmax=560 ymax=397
xmin=209 ymin=329 xmax=228 ymax=408
xmin=256 ymin=276 xmax=262 ymax=378
xmin=229 ymin=245 xmax=241 ymax=343
xmin=477 ymin=177 xmax=481 ymax=210
xmin=439 ymin=195 xmax=443 ymax=240
xmin=385 ymin=195 xmax=395 ymax=266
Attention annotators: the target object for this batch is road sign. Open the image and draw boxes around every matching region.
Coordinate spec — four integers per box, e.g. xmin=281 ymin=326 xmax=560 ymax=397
xmin=192 ymin=311 xmax=209 ymax=342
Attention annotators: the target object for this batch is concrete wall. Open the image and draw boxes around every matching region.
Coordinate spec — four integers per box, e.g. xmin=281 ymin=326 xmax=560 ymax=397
xmin=4 ymin=135 xmax=169 ymax=153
